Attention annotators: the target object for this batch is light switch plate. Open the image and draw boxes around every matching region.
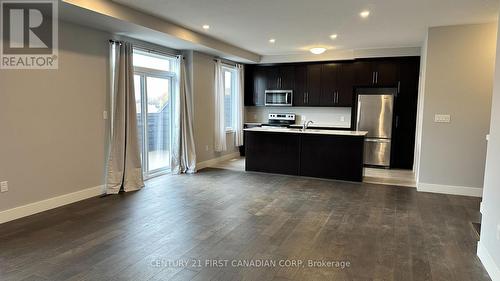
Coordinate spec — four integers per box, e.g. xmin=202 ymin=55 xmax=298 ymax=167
xmin=0 ymin=181 xmax=8 ymax=193
xmin=103 ymin=111 xmax=108 ymax=120
xmin=434 ymin=114 xmax=451 ymax=123
xmin=497 ymin=224 xmax=500 ymax=241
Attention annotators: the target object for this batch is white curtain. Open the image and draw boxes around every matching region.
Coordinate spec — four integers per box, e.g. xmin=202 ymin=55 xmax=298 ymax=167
xmin=171 ymin=56 xmax=197 ymax=174
xmin=214 ymin=59 xmax=227 ymax=152
xmin=105 ymin=41 xmax=144 ymax=194
xmin=234 ymin=64 xmax=244 ymax=147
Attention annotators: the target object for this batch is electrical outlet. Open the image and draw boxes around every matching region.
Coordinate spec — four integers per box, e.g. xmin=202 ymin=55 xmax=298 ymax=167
xmin=0 ymin=181 xmax=8 ymax=193
xmin=205 ymin=145 xmax=209 ymax=151
xmin=340 ymin=116 xmax=345 ymax=122
xmin=103 ymin=110 xmax=108 ymax=120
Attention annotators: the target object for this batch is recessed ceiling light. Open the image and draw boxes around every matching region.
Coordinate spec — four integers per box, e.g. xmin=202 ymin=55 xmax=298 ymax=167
xmin=310 ymin=47 xmax=326 ymax=55
xmin=269 ymin=38 xmax=276 ymax=43
xmin=330 ymin=34 xmax=338 ymax=40
xmin=202 ymin=24 xmax=210 ymax=30
xmin=360 ymin=10 xmax=370 ymax=18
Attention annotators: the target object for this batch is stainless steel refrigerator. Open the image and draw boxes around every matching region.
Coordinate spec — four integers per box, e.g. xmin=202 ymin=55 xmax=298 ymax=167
xmin=355 ymin=88 xmax=396 ymax=167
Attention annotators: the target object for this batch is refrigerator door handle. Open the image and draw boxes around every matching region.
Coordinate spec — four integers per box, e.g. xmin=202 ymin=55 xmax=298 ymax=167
xmin=365 ymin=138 xmax=391 ymax=143
xmin=356 ymin=101 xmax=362 ymax=130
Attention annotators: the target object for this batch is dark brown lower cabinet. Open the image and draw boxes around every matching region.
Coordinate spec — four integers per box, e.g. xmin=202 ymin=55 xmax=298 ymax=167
xmin=245 ymin=132 xmax=300 ymax=176
xmin=300 ymin=134 xmax=364 ymax=182
xmin=245 ymin=131 xmax=365 ymax=182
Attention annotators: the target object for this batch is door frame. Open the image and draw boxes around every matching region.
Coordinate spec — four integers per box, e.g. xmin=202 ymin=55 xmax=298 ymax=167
xmin=134 ymin=67 xmax=176 ymax=179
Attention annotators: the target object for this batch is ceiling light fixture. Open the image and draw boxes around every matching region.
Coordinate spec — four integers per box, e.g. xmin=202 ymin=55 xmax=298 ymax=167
xmin=360 ymin=10 xmax=370 ymax=18
xmin=330 ymin=34 xmax=338 ymax=40
xmin=269 ymin=38 xmax=276 ymax=43
xmin=202 ymin=24 xmax=210 ymax=30
xmin=310 ymin=47 xmax=326 ymax=55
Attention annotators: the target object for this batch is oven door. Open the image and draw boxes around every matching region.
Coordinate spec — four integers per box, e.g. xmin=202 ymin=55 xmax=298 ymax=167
xmin=265 ymin=90 xmax=292 ymax=106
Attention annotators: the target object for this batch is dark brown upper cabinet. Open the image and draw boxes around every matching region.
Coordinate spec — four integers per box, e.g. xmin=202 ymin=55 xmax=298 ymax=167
xmin=244 ymin=65 xmax=266 ymax=106
xmin=293 ymin=64 xmax=321 ymax=106
xmin=265 ymin=65 xmax=295 ymax=90
xmin=293 ymin=65 xmax=307 ymax=106
xmin=354 ymin=60 xmax=399 ymax=87
xmin=305 ymin=64 xmax=321 ymax=106
xmin=320 ymin=63 xmax=339 ymax=106
xmin=320 ymin=63 xmax=354 ymax=107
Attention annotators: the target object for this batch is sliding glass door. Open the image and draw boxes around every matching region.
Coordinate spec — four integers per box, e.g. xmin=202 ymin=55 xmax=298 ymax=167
xmin=133 ymin=50 xmax=175 ymax=178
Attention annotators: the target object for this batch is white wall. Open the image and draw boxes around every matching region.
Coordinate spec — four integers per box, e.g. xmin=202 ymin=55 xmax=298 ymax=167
xmin=414 ymin=33 xmax=429 ymax=182
xmin=0 ymin=22 xmax=109 ymax=212
xmin=245 ymin=107 xmax=351 ymax=128
xmin=417 ymin=23 xmax=497 ymax=196
xmin=478 ymin=19 xmax=500 ymax=281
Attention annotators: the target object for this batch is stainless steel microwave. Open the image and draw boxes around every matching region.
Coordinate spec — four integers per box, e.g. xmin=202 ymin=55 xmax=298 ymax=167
xmin=265 ymin=90 xmax=293 ymax=106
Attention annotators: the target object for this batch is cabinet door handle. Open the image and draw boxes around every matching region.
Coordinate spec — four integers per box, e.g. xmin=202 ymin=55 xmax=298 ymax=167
xmin=376 ymin=72 xmax=379 ymax=84
xmin=397 ymin=81 xmax=400 ymax=94
xmin=372 ymin=72 xmax=375 ymax=84
xmin=395 ymin=116 xmax=399 ymax=128
xmin=303 ymin=92 xmax=306 ymax=104
xmin=336 ymin=91 xmax=339 ymax=104
xmin=332 ymin=92 xmax=335 ymax=104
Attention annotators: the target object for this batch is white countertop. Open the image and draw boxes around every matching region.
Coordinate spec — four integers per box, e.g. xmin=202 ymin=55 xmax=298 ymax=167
xmin=244 ymin=127 xmax=368 ymax=136
xmin=288 ymin=124 xmax=351 ymax=129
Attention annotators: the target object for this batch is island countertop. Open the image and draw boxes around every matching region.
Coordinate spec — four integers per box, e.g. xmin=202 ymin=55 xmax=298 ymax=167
xmin=243 ymin=127 xmax=368 ymax=136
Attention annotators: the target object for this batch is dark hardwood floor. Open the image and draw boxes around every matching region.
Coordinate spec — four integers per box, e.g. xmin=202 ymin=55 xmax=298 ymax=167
xmin=0 ymin=168 xmax=490 ymax=281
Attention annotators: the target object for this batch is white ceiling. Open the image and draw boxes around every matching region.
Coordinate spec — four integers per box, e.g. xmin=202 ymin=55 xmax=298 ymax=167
xmin=113 ymin=0 xmax=499 ymax=56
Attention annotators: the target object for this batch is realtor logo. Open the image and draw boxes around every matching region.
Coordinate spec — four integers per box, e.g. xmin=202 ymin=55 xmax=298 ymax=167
xmin=1 ymin=0 xmax=58 ymax=69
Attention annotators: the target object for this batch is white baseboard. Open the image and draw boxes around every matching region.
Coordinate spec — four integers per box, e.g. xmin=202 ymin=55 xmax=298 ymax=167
xmin=478 ymin=241 xmax=500 ymax=281
xmin=417 ymin=182 xmax=483 ymax=197
xmin=0 ymin=185 xmax=104 ymax=225
xmin=197 ymin=151 xmax=240 ymax=171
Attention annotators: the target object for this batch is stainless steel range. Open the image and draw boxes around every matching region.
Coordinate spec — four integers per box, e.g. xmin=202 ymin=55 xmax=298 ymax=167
xmin=262 ymin=113 xmax=296 ymax=127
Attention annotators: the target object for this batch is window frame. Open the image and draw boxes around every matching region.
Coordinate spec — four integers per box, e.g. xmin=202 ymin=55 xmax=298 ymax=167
xmin=222 ymin=64 xmax=237 ymax=133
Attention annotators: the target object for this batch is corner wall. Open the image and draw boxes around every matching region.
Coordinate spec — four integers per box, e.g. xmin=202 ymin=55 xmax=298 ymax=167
xmin=0 ymin=21 xmax=109 ymax=212
xmin=478 ymin=19 xmax=500 ymax=281
xmin=417 ymin=23 xmax=497 ymax=196
xmin=189 ymin=51 xmax=239 ymax=164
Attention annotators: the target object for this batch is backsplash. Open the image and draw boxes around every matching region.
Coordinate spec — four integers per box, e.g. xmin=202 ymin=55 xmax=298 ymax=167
xmin=245 ymin=106 xmax=352 ymax=128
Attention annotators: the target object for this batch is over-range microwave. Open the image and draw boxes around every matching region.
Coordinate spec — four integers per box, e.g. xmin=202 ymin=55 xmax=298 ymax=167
xmin=265 ymin=90 xmax=293 ymax=106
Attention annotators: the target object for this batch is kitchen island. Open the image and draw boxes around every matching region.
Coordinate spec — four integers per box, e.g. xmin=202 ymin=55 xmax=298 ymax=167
xmin=244 ymin=127 xmax=368 ymax=182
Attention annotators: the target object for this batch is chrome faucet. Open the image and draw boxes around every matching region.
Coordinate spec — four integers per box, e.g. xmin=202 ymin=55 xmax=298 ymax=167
xmin=302 ymin=120 xmax=314 ymax=131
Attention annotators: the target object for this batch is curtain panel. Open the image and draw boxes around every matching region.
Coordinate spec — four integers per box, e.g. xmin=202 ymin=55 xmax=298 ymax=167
xmin=105 ymin=41 xmax=144 ymax=194
xmin=171 ymin=56 xmax=197 ymax=174
xmin=234 ymin=64 xmax=244 ymax=147
xmin=214 ymin=59 xmax=227 ymax=152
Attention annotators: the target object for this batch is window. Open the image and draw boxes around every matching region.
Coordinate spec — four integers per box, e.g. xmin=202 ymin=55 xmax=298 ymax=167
xmin=133 ymin=49 xmax=177 ymax=178
xmin=223 ymin=66 xmax=237 ymax=131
